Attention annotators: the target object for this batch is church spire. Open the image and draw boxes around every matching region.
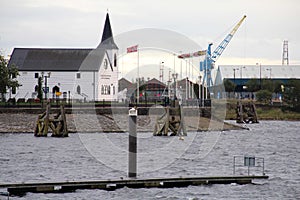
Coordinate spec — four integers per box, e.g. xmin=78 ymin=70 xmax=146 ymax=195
xmin=98 ymin=12 xmax=118 ymax=49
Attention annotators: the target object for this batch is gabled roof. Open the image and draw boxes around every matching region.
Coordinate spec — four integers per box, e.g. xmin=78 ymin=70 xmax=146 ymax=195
xmin=146 ymin=78 xmax=166 ymax=86
xmin=8 ymin=48 xmax=94 ymax=71
xmin=8 ymin=13 xmax=117 ymax=72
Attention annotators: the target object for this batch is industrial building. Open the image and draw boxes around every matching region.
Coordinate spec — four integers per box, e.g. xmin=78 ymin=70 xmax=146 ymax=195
xmin=214 ymin=65 xmax=300 ymax=99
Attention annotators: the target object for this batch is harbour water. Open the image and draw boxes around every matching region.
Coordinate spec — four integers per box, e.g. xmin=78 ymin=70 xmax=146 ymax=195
xmin=0 ymin=121 xmax=299 ymax=199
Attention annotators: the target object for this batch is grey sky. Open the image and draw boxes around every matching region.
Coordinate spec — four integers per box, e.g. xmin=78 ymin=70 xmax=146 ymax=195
xmin=1 ymin=0 xmax=299 ymax=65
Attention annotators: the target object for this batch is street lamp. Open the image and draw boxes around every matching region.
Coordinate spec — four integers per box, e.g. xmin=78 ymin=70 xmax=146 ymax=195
xmin=256 ymin=63 xmax=262 ymax=90
xmin=233 ymin=68 xmax=239 ymax=97
xmin=42 ymin=72 xmax=51 ymax=100
xmin=240 ymin=66 xmax=246 ymax=98
xmin=172 ymin=73 xmax=178 ymax=100
xmin=198 ymin=75 xmax=202 ymax=106
xmin=159 ymin=61 xmax=164 ymax=83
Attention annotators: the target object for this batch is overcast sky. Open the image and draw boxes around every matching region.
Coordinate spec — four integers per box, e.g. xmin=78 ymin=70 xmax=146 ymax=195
xmin=1 ymin=0 xmax=299 ymax=67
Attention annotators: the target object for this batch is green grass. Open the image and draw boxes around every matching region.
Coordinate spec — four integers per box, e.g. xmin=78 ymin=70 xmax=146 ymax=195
xmin=225 ymin=99 xmax=300 ymax=120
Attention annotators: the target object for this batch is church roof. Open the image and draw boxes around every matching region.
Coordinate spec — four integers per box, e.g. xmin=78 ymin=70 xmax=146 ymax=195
xmin=9 ymin=48 xmax=92 ymax=71
xmin=8 ymin=13 xmax=117 ymax=71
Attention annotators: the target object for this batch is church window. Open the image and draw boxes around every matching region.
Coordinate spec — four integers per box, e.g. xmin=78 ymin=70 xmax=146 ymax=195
xmin=77 ymin=85 xmax=81 ymax=94
xmin=107 ymin=85 xmax=110 ymax=95
xmin=104 ymin=85 xmax=107 ymax=94
xmin=76 ymin=73 xmax=81 ymax=79
xmin=101 ymin=85 xmax=104 ymax=95
xmin=104 ymin=59 xmax=108 ymax=69
xmin=114 ymin=53 xmax=117 ymax=67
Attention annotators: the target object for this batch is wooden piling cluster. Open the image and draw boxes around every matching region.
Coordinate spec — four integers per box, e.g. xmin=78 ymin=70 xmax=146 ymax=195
xmin=34 ymin=102 xmax=68 ymax=137
xmin=153 ymin=100 xmax=187 ymax=136
xmin=236 ymin=101 xmax=259 ymax=124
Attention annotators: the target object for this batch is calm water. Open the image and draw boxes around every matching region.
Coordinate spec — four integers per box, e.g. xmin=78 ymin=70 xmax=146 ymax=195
xmin=0 ymin=121 xmax=299 ymax=199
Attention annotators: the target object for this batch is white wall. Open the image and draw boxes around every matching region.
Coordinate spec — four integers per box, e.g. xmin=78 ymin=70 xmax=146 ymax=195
xmin=9 ymin=71 xmax=99 ymax=102
xmin=97 ymin=50 xmax=119 ymax=101
xmin=7 ymin=50 xmax=119 ymax=102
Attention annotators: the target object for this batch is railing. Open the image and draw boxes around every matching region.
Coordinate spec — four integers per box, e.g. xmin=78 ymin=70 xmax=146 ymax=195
xmin=233 ymin=155 xmax=265 ymax=176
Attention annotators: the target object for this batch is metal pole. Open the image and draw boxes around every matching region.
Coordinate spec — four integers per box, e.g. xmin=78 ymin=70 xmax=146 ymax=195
xmin=199 ymin=75 xmax=202 ymax=105
xmin=262 ymin=158 xmax=265 ymax=175
xmin=260 ymin=64 xmax=262 ymax=90
xmin=233 ymin=69 xmax=236 ymax=97
xmin=44 ymin=76 xmax=47 ymax=100
xmin=202 ymin=75 xmax=204 ymax=107
xmin=180 ymin=54 xmax=182 ymax=80
xmin=233 ymin=156 xmax=236 ymax=175
xmin=185 ymin=60 xmax=188 ymax=101
xmin=128 ymin=108 xmax=137 ymax=178
xmin=174 ymin=76 xmax=176 ymax=100
xmin=137 ymin=50 xmax=140 ymax=104
xmin=188 ymin=59 xmax=191 ymax=99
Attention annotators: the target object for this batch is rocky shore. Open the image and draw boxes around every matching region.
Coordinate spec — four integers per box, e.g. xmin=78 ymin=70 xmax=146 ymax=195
xmin=0 ymin=112 xmax=245 ymax=133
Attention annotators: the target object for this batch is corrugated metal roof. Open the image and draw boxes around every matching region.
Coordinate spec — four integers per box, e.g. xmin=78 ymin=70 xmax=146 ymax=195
xmin=215 ymin=65 xmax=300 ymax=85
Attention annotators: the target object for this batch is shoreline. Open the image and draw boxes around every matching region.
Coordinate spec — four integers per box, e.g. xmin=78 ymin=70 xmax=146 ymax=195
xmin=0 ymin=112 xmax=246 ymax=134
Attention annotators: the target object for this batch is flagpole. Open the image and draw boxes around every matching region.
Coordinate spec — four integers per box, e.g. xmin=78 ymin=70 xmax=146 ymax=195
xmin=137 ymin=48 xmax=139 ymax=104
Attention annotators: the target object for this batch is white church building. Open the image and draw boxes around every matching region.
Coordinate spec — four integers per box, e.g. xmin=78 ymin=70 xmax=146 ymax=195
xmin=8 ymin=13 xmax=119 ymax=102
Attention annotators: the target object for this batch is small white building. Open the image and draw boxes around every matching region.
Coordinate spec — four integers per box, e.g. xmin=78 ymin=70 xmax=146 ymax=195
xmin=8 ymin=13 xmax=119 ymax=102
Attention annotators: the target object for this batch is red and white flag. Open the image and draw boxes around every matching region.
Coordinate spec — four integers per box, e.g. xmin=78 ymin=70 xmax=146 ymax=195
xmin=178 ymin=50 xmax=207 ymax=59
xmin=127 ymin=45 xmax=138 ymax=53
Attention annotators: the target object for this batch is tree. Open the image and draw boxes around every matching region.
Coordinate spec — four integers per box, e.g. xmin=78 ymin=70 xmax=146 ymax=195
xmin=223 ymin=79 xmax=236 ymax=93
xmin=261 ymin=79 xmax=274 ymax=93
xmin=37 ymin=76 xmax=43 ymax=101
xmin=273 ymin=80 xmax=284 ymax=94
xmin=0 ymin=54 xmax=21 ymax=102
xmin=283 ymin=79 xmax=300 ymax=111
xmin=256 ymin=90 xmax=272 ymax=104
xmin=245 ymin=79 xmax=260 ymax=93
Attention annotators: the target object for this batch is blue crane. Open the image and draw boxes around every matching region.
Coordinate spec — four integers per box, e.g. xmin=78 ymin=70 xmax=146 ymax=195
xmin=200 ymin=15 xmax=247 ymax=87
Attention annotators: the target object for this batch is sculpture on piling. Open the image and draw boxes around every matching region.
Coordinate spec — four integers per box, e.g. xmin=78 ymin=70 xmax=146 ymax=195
xmin=236 ymin=101 xmax=258 ymax=124
xmin=153 ymin=100 xmax=187 ymax=136
xmin=34 ymin=101 xmax=68 ymax=137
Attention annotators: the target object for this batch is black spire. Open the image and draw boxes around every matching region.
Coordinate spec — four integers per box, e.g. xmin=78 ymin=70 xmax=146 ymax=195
xmin=98 ymin=13 xmax=118 ymax=49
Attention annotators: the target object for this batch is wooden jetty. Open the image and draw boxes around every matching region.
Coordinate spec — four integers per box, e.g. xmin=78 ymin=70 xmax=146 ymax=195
xmin=153 ymin=100 xmax=187 ymax=136
xmin=0 ymin=175 xmax=269 ymax=196
xmin=34 ymin=102 xmax=68 ymax=137
xmin=236 ymin=101 xmax=259 ymax=124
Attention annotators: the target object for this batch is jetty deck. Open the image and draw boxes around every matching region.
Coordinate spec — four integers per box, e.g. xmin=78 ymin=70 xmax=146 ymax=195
xmin=0 ymin=175 xmax=269 ymax=196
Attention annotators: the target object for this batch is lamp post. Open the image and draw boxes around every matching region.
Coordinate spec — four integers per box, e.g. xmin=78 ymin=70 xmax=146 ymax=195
xmin=240 ymin=66 xmax=246 ymax=98
xmin=185 ymin=59 xmax=188 ymax=101
xmin=198 ymin=75 xmax=202 ymax=106
xmin=172 ymin=73 xmax=178 ymax=100
xmin=168 ymin=69 xmax=171 ymax=99
xmin=256 ymin=63 xmax=262 ymax=90
xmin=233 ymin=68 xmax=239 ymax=97
xmin=42 ymin=72 xmax=51 ymax=101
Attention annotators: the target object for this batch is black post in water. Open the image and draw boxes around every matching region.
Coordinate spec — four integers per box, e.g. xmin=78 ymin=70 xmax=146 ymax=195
xmin=128 ymin=107 xmax=137 ymax=177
